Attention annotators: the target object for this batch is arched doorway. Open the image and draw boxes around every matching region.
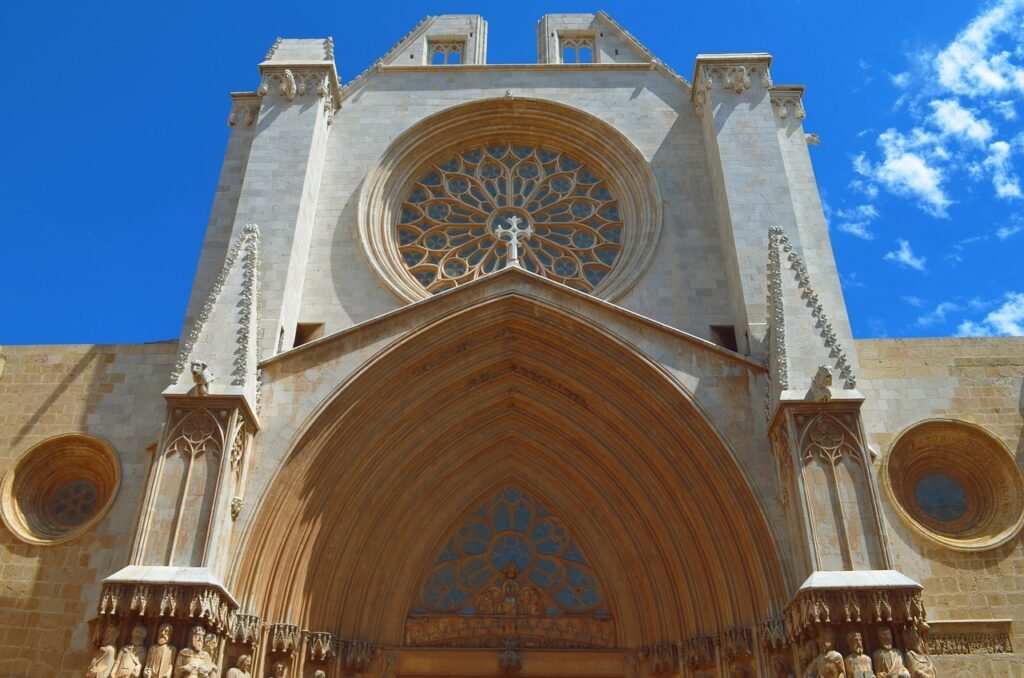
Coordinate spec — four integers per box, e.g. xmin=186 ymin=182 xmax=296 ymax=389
xmin=231 ymin=293 xmax=787 ymax=676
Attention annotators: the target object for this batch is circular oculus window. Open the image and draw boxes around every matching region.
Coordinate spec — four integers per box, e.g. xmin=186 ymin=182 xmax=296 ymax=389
xmin=397 ymin=143 xmax=623 ymax=295
xmin=1 ymin=433 xmax=120 ymax=545
xmin=883 ymin=420 xmax=1024 ymax=551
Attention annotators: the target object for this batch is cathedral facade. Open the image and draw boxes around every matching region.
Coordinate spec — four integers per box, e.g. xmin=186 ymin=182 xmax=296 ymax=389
xmin=1 ymin=13 xmax=1023 ymax=677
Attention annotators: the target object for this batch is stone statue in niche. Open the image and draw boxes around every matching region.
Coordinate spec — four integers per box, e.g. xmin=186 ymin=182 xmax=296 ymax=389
xmin=266 ymin=661 xmax=287 ymax=678
xmin=144 ymin=623 xmax=177 ymax=678
xmin=872 ymin=627 xmax=910 ymax=678
xmin=87 ymin=624 xmax=119 ymax=678
xmin=112 ymin=625 xmax=148 ymax=678
xmin=843 ymin=632 xmax=872 ymax=678
xmin=809 ymin=365 xmax=833 ymax=402
xmin=175 ymin=626 xmax=213 ymax=677
xmin=802 ymin=639 xmax=819 ymax=678
xmin=902 ymin=625 xmax=937 ymax=678
xmin=312 ymin=671 xmax=326 ymax=678
xmin=224 ymin=655 xmax=251 ymax=678
xmin=191 ymin=360 xmax=214 ymax=396
xmin=814 ymin=629 xmax=845 ymax=677
xmin=203 ymin=633 xmax=220 ymax=677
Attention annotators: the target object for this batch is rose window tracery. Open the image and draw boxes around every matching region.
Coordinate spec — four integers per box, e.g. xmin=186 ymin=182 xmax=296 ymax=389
xmin=397 ymin=144 xmax=624 ymax=294
xmin=416 ymin=486 xmax=606 ymax=616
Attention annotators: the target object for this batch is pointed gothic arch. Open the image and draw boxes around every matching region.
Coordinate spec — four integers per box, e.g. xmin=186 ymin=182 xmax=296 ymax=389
xmin=232 ymin=289 xmax=788 ymax=651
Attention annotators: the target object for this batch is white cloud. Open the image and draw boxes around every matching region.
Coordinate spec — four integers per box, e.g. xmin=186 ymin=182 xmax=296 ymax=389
xmin=916 ymin=301 xmax=960 ymax=326
xmin=902 ymin=295 xmax=925 ymax=307
xmin=993 ymin=99 xmax=1018 ymax=119
xmin=835 ymin=204 xmax=879 ymax=239
xmin=929 ymin=99 xmax=994 ymax=144
xmin=996 ymin=223 xmax=1023 ymax=238
xmin=855 ymin=132 xmax=952 ymax=217
xmin=890 ymin=71 xmax=911 ymax=88
xmin=984 ymin=140 xmax=1023 ymax=198
xmin=934 ymin=0 xmax=1024 ymax=96
xmin=956 ymin=291 xmax=1024 ymax=336
xmin=852 ymin=1 xmax=1024 ymax=211
xmin=884 ymin=239 xmax=927 ymax=271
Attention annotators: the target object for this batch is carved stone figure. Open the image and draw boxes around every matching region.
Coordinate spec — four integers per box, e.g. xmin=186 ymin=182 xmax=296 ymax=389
xmin=814 ymin=629 xmax=845 ymax=678
xmin=312 ymin=672 xmax=326 ymax=678
xmin=190 ymin=360 xmax=214 ymax=396
xmin=175 ymin=626 xmax=213 ymax=677
xmin=267 ymin=661 xmax=287 ymax=678
xmin=810 ymin=365 xmax=833 ymax=402
xmin=802 ymin=639 xmax=819 ymax=678
xmin=203 ymin=633 xmax=220 ymax=677
xmin=144 ymin=623 xmax=177 ymax=678
xmin=224 ymin=655 xmax=251 ymax=678
xmin=87 ymin=625 xmax=119 ymax=678
xmin=872 ymin=627 xmax=910 ymax=678
xmin=112 ymin=625 xmax=148 ymax=678
xmin=843 ymin=632 xmax=871 ymax=678
xmin=902 ymin=625 xmax=937 ymax=678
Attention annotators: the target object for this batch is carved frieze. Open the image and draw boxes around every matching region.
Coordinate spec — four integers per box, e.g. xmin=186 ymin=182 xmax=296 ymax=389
xmin=269 ymin=622 xmax=301 ymax=654
xmin=230 ymin=613 xmax=263 ymax=646
xmin=404 ymin=613 xmax=615 ymax=649
xmin=306 ymin=631 xmax=336 ymax=661
xmin=644 ymin=643 xmax=679 ymax=676
xmin=770 ymin=89 xmax=806 ymax=121
xmin=785 ymin=586 xmax=926 ymax=639
xmin=97 ymin=581 xmax=238 ymax=633
xmin=257 ymin=65 xmax=339 ymax=124
xmin=692 ymin=58 xmax=772 ymax=117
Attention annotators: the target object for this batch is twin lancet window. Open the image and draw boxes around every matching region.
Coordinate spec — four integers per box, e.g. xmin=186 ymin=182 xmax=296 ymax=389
xmin=396 ymin=143 xmax=624 ymax=294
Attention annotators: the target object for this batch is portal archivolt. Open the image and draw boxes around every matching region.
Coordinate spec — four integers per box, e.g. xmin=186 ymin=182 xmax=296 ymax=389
xmin=232 ymin=292 xmax=787 ymax=649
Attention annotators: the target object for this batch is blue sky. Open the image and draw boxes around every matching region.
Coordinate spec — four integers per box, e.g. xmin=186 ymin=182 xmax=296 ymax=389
xmin=0 ymin=0 xmax=1021 ymax=344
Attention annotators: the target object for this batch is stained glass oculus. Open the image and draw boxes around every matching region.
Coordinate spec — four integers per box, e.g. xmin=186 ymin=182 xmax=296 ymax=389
xmin=417 ymin=486 xmax=606 ymax=616
xmin=397 ymin=144 xmax=624 ymax=294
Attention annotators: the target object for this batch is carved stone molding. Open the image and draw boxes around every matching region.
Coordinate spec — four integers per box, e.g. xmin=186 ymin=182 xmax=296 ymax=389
xmin=256 ymin=65 xmax=340 ymax=123
xmin=228 ymin=93 xmax=261 ymax=127
xmin=306 ymin=630 xmax=337 ymax=661
xmin=796 ymin=412 xmax=863 ymax=467
xmin=643 ymin=643 xmax=679 ymax=676
xmin=269 ymin=622 xmax=301 ymax=654
xmin=229 ymin=612 xmax=263 ymax=646
xmin=784 ymin=585 xmax=926 ymax=640
xmin=404 ymin=613 xmax=615 ymax=649
xmin=680 ymin=634 xmax=714 ymax=669
xmin=759 ymin=618 xmax=787 ymax=650
xmin=767 ymin=225 xmax=856 ymax=389
xmin=97 ymin=581 xmax=238 ymax=633
xmin=171 ymin=223 xmax=262 ymax=386
xmin=770 ymin=87 xmax=806 ymax=121
xmin=692 ymin=56 xmax=772 ymax=117
xmin=927 ymin=619 xmax=1014 ymax=655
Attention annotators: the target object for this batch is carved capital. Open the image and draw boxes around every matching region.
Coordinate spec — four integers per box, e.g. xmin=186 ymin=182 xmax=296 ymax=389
xmin=228 ymin=93 xmax=261 ymax=127
xmin=269 ymin=622 xmax=301 ymax=654
xmin=97 ymin=580 xmax=238 ymax=633
xmin=770 ymin=86 xmax=806 ymax=121
xmin=230 ymin=612 xmax=263 ymax=646
xmin=692 ymin=54 xmax=772 ymax=117
xmin=306 ymin=630 xmax=337 ymax=661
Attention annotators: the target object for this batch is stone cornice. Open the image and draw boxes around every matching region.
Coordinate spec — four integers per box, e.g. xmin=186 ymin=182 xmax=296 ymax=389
xmin=770 ymin=85 xmax=807 ymax=121
xmin=228 ymin=91 xmax=261 ymax=127
xmin=257 ymin=62 xmax=341 ymax=119
xmin=691 ymin=53 xmax=772 ymax=117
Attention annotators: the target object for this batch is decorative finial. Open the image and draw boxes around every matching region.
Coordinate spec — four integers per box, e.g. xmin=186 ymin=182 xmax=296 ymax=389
xmin=492 ymin=214 xmax=532 ymax=268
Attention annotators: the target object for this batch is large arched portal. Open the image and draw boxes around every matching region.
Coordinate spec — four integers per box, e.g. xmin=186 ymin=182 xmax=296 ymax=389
xmin=232 ymin=291 xmax=788 ymax=675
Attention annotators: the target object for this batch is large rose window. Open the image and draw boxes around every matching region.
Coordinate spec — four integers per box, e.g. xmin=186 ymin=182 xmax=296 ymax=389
xmin=396 ymin=143 xmax=624 ymax=294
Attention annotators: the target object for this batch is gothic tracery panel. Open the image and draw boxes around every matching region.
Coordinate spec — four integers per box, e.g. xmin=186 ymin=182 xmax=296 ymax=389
xmin=407 ymin=486 xmax=613 ymax=648
xmin=397 ymin=143 xmax=624 ymax=294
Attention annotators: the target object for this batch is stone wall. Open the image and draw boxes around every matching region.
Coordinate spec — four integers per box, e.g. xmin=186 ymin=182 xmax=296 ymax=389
xmin=858 ymin=337 xmax=1024 ymax=672
xmin=0 ymin=342 xmax=174 ymax=676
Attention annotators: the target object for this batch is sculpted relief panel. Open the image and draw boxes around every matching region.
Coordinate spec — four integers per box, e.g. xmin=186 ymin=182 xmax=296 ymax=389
xmin=405 ymin=485 xmax=614 ymax=649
